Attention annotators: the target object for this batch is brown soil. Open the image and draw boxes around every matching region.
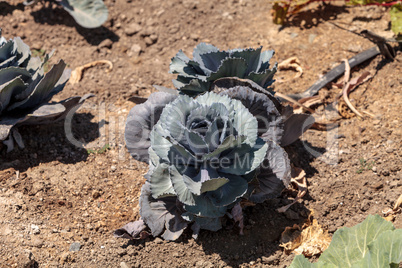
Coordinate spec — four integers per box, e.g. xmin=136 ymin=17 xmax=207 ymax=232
xmin=0 ymin=0 xmax=401 ymax=267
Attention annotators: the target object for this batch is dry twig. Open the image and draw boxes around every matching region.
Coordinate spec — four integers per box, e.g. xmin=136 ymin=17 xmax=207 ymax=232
xmin=70 ymin=60 xmax=113 ymax=84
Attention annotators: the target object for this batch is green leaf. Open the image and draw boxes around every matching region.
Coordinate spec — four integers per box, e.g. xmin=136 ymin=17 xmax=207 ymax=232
xmin=390 ymin=4 xmax=402 ymax=36
xmin=354 ymin=229 xmax=402 ymax=267
xmin=59 ymin=0 xmax=108 ymax=29
xmin=289 ymin=214 xmax=402 ymax=268
xmin=0 ymin=67 xmax=31 ymax=86
xmin=246 ymin=66 xmax=277 ymax=88
xmin=184 ymin=194 xmax=227 ymax=218
xmin=7 ymin=60 xmax=66 ymax=111
xmin=219 ymin=138 xmax=268 ymax=176
xmin=288 ymin=255 xmax=314 ymax=268
xmin=170 ymin=165 xmax=196 ymax=206
xmin=0 ymin=77 xmax=26 ymax=114
xmin=208 ymin=58 xmax=248 ymax=82
xmin=125 ymin=92 xmax=177 ymax=162
xmin=230 ymin=46 xmax=263 ymax=76
xmin=150 ymin=163 xmax=176 ymax=199
xmin=202 ymin=135 xmax=245 ymax=160
xmin=206 ymin=173 xmax=248 ymax=207
xmin=319 ymin=214 xmax=395 ymax=267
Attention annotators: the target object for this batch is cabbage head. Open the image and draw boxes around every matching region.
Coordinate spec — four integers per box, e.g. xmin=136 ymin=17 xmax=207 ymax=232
xmin=116 ymin=44 xmax=314 ymax=241
xmin=118 ymin=87 xmax=296 ymax=240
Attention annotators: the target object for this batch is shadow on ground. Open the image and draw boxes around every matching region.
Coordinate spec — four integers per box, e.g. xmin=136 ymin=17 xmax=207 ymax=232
xmin=0 ymin=112 xmax=101 ymax=172
xmin=0 ymin=2 xmax=24 ymax=16
xmin=283 ymin=3 xmax=349 ymax=29
xmin=29 ymin=4 xmax=119 ymax=45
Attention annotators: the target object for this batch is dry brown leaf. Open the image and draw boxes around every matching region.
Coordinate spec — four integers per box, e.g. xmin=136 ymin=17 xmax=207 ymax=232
xmin=70 ymin=60 xmax=113 ymax=84
xmin=381 ymin=194 xmax=402 ymax=222
xmin=337 ymin=99 xmax=355 ymax=119
xmin=293 ymin=95 xmax=323 ymax=114
xmin=393 ymin=193 xmax=402 ymax=211
xmin=311 ymin=122 xmax=339 ymax=131
xmin=280 ymin=211 xmax=331 ymax=256
xmin=275 ymin=92 xmax=315 ymax=114
xmin=278 ymin=56 xmax=303 ymax=79
xmin=277 ymin=167 xmax=307 ymax=213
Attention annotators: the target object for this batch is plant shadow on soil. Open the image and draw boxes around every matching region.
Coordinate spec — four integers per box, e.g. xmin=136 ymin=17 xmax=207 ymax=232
xmin=0 ymin=112 xmax=100 ymax=172
xmin=283 ymin=4 xmax=349 ymax=29
xmin=28 ymin=5 xmax=119 ymax=45
xmin=0 ymin=2 xmax=24 ymax=16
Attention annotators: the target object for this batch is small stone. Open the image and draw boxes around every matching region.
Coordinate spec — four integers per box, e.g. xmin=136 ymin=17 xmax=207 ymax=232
xmin=69 ymin=242 xmax=81 ymax=252
xmin=128 ymin=44 xmax=141 ymax=57
xmin=371 ymin=166 xmax=377 ymax=172
xmin=386 ymin=148 xmax=394 ymax=153
xmin=149 ymin=34 xmax=158 ymax=43
xmin=360 ymin=199 xmax=370 ymax=211
xmin=144 ymin=36 xmax=154 ymax=46
xmin=117 ymin=248 xmax=127 ymax=256
xmin=125 ymin=22 xmax=142 ymax=36
xmin=390 ymin=180 xmax=400 ymax=188
xmin=98 ymin=39 xmax=113 ymax=49
xmin=111 ymin=165 xmax=117 ymax=172
xmin=190 ymin=33 xmax=199 ymax=40
xmin=120 ymin=262 xmax=130 ymax=268
xmin=31 ymin=238 xmax=43 ymax=248
xmin=30 ymin=224 xmax=40 ymax=235
xmin=92 ymin=190 xmax=101 ymax=199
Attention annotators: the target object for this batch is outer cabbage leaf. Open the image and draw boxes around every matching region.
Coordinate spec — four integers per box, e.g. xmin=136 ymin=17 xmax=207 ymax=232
xmin=215 ymin=83 xmax=284 ymax=144
xmin=141 ymin=182 xmax=187 ymax=240
xmin=58 ymin=0 xmax=108 ymax=29
xmin=125 ymin=92 xmax=177 ymax=162
xmin=280 ymin=105 xmax=315 ymax=147
xmin=248 ymin=140 xmax=291 ymax=203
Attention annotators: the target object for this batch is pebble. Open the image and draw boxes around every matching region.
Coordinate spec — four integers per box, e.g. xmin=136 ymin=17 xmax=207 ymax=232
xmin=98 ymin=39 xmax=113 ymax=49
xmin=92 ymin=190 xmax=101 ymax=199
xmin=144 ymin=36 xmax=154 ymax=46
xmin=30 ymin=224 xmax=40 ymax=235
xmin=120 ymin=262 xmax=130 ymax=268
xmin=128 ymin=44 xmax=141 ymax=57
xmin=190 ymin=33 xmax=199 ymax=40
xmin=31 ymin=238 xmax=43 ymax=248
xmin=69 ymin=242 xmax=81 ymax=252
xmin=125 ymin=22 xmax=142 ymax=36
xmin=149 ymin=34 xmax=158 ymax=43
xmin=111 ymin=165 xmax=117 ymax=172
